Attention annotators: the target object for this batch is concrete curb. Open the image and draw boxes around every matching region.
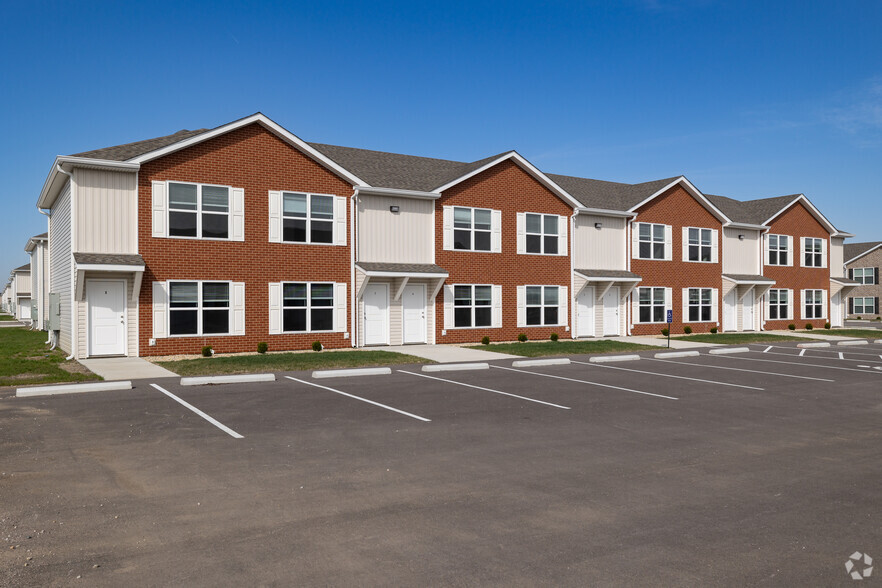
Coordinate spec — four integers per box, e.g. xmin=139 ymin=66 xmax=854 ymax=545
xmin=654 ymin=351 xmax=700 ymax=359
xmin=512 ymin=358 xmax=571 ymax=368
xmin=837 ymin=340 xmax=868 ymax=346
xmin=422 ymin=363 xmax=489 ymax=372
xmin=588 ymin=354 xmax=641 ymax=363
xmin=797 ymin=342 xmax=831 ymax=348
xmin=312 ymin=367 xmax=391 ymax=379
xmin=181 ymin=374 xmax=275 ymax=386
xmin=708 ymin=347 xmax=751 ymax=355
xmin=17 ymin=380 xmax=133 ymax=398
xmin=876 ymin=340 xmax=882 ymax=345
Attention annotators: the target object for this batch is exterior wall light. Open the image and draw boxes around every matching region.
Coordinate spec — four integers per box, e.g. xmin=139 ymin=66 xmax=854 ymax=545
xmin=390 ymin=205 xmax=400 ymax=213
xmin=594 ymin=222 xmax=602 ymax=229
xmin=738 ymin=234 xmax=745 ymax=240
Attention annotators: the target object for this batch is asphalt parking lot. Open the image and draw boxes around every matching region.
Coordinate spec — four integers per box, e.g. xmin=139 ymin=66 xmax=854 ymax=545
xmin=2 ymin=340 xmax=881 ymax=586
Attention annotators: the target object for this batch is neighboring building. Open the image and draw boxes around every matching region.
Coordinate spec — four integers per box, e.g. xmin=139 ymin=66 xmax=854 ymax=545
xmin=25 ymin=232 xmax=49 ymax=330
xmin=10 ymin=264 xmax=32 ymax=322
xmin=844 ymin=241 xmax=882 ymax=319
xmin=1 ymin=281 xmax=12 ymax=314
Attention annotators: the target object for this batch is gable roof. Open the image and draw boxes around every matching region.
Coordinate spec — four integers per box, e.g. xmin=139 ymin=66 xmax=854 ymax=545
xmin=705 ymin=194 xmax=797 ymax=226
xmin=13 ymin=264 xmax=30 ymax=273
xmin=548 ymin=174 xmax=680 ymax=211
xmin=72 ymin=129 xmax=209 ymax=161
xmin=844 ymin=241 xmax=882 ymax=264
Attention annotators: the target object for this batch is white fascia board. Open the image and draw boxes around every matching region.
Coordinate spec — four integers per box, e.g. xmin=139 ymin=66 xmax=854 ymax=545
xmin=574 ymin=271 xmax=641 ymax=283
xmin=832 ymin=231 xmax=855 ymax=238
xmin=575 ymin=207 xmax=636 ymax=218
xmin=723 ymin=222 xmax=769 ymax=231
xmin=433 ymin=151 xmax=584 ymax=210
xmin=628 ymin=176 xmax=731 ymax=223
xmin=722 ymin=275 xmax=776 ymax=286
xmin=356 ymin=186 xmax=441 ymax=200
xmin=129 ymin=113 xmax=366 ymax=187
xmin=37 ymin=156 xmax=139 ymax=209
xmin=830 ymin=276 xmax=860 ymax=286
xmin=845 ymin=243 xmax=882 ymax=265
xmin=75 ymin=264 xmax=145 ymax=273
xmin=356 ymin=269 xmax=449 ymax=279
xmin=762 ymin=194 xmax=838 ymax=234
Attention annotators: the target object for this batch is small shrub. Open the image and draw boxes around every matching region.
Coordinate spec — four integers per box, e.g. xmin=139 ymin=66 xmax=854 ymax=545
xmin=710 ymin=327 xmax=718 ymax=334
xmin=788 ymin=324 xmax=796 ymax=331
xmin=824 ymin=322 xmax=831 ymax=330
xmin=517 ymin=333 xmax=528 ymax=342
xmin=855 ymin=316 xmax=861 ymax=320
xmin=805 ymin=323 xmax=813 ymax=330
xmin=661 ymin=328 xmax=670 ymax=337
xmin=876 ymin=316 xmax=881 ymax=321
xmin=312 ymin=341 xmax=323 ymax=352
xmin=201 ymin=345 xmax=213 ymax=357
xmin=683 ymin=326 xmax=693 ymax=334
xmin=550 ymin=333 xmax=559 ymax=341
xmin=481 ymin=336 xmax=490 ymax=345
xmin=257 ymin=342 xmax=268 ymax=354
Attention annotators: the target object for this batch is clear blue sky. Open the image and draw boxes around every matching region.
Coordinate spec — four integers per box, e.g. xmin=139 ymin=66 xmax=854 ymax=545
xmin=3 ymin=0 xmax=881 ymax=278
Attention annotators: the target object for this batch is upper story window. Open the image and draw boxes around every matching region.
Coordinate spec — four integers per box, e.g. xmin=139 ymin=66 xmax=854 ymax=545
xmin=802 ymin=237 xmax=825 ymax=267
xmin=767 ymin=234 xmax=790 ymax=266
xmin=169 ymin=182 xmax=230 ymax=239
xmin=852 ymin=268 xmax=878 ymax=285
xmin=169 ymin=281 xmax=230 ymax=335
xmin=687 ymin=228 xmax=713 ymax=262
xmin=525 ymin=214 xmax=558 ymax=255
xmin=282 ymin=282 xmax=334 ymax=332
xmin=454 ymin=207 xmax=492 ymax=251
xmin=283 ymin=192 xmax=334 ymax=244
xmin=637 ymin=223 xmax=666 ymax=260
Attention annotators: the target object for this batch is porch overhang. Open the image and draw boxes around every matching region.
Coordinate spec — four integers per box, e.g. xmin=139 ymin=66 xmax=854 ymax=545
xmin=574 ymin=269 xmax=642 ymax=299
xmin=830 ymin=276 xmax=860 ymax=297
xmin=723 ymin=274 xmax=775 ymax=301
xmin=73 ymin=253 xmax=145 ymax=302
xmin=355 ymin=262 xmax=449 ymax=301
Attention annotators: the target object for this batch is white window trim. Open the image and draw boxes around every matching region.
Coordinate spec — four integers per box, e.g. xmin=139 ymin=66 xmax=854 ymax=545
xmin=802 ymin=237 xmax=825 ymax=268
xmin=636 ymin=286 xmax=670 ymax=324
xmin=766 ymin=234 xmax=792 ymax=266
xmin=800 ymin=289 xmax=826 ymax=320
xmin=852 ymin=297 xmax=876 ymax=314
xmin=683 ymin=227 xmax=716 ymax=263
xmin=685 ymin=288 xmax=715 ymax=323
xmin=853 ymin=267 xmax=875 ymax=285
xmin=280 ymin=281 xmax=337 ymax=333
xmin=281 ymin=191 xmax=338 ymax=246
xmin=524 ymin=284 xmax=564 ymax=326
xmin=167 ymin=181 xmax=233 ymax=241
xmin=167 ymin=280 xmax=234 ymax=337
xmin=522 ymin=212 xmax=562 ymax=256
xmin=450 ymin=284 xmax=495 ymax=329
xmin=767 ymin=288 xmax=792 ymax=321
xmin=452 ymin=206 xmax=494 ymax=252
xmin=635 ymin=222 xmax=668 ymax=260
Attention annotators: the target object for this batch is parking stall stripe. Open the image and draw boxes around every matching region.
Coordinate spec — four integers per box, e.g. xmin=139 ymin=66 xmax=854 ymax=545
xmin=570 ymin=360 xmax=765 ymax=390
xmin=758 ymin=349 xmax=882 ymax=365
xmin=647 ymin=358 xmax=835 ymax=382
xmin=750 ymin=344 xmax=882 ymax=358
xmin=716 ymin=355 xmax=882 ymax=374
xmin=398 ymin=370 xmax=571 ymax=410
xmin=763 ymin=346 xmax=773 ymax=353
xmin=284 ymin=376 xmax=431 ymax=422
xmin=799 ymin=349 xmax=806 ymax=357
xmin=490 ymin=365 xmax=678 ymax=400
xmin=150 ymin=384 xmax=244 ymax=439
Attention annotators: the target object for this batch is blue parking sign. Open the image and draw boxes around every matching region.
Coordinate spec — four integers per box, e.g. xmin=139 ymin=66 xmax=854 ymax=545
xmin=666 ymin=310 xmax=673 ymax=323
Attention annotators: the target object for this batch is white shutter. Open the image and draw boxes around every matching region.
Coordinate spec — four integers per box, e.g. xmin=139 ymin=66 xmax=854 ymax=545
xmin=764 ymin=289 xmax=771 ymax=320
xmin=631 ymin=223 xmax=641 ymax=259
xmin=492 ymin=285 xmax=502 ymax=327
xmin=799 ymin=238 xmax=806 ymax=267
xmin=268 ymin=191 xmax=282 ymax=243
xmin=517 ymin=285 xmax=526 ymax=327
xmin=763 ymin=234 xmax=769 ymax=266
xmin=334 ymin=196 xmax=347 ymax=246
xmin=559 ymin=286 xmax=568 ymax=327
xmin=664 ymin=288 xmax=673 ymax=319
xmin=268 ymin=282 xmax=282 ymax=334
xmin=231 ymin=282 xmax=245 ymax=335
xmin=443 ymin=285 xmax=454 ymax=329
xmin=786 ymin=236 xmax=793 ymax=267
xmin=231 ymin=187 xmax=245 ymax=241
xmin=787 ymin=289 xmax=794 ymax=320
xmin=711 ymin=288 xmax=719 ymax=323
xmin=664 ymin=225 xmax=673 ymax=261
xmin=710 ymin=229 xmax=719 ymax=263
xmin=442 ymin=206 xmax=453 ymax=251
xmin=822 ymin=289 xmax=828 ymax=319
xmin=558 ymin=215 xmax=567 ymax=256
xmin=491 ymin=209 xmax=502 ymax=253
xmin=334 ymin=283 xmax=347 ymax=331
xmin=152 ymin=181 xmax=167 ymax=238
xmin=799 ymin=289 xmax=807 ymax=319
xmin=821 ymin=238 xmax=828 ymax=268
xmin=632 ymin=289 xmax=641 ymax=324
xmin=516 ymin=212 xmax=526 ymax=254
xmin=682 ymin=227 xmax=690 ymax=261
xmin=152 ymin=281 xmax=168 ymax=338
xmin=681 ymin=288 xmax=689 ymax=325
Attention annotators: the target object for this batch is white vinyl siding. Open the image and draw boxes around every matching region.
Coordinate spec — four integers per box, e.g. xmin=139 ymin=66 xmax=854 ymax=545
xmin=573 ymin=214 xmax=626 ymax=271
xmin=74 ymin=168 xmax=138 ymax=253
xmin=722 ymin=228 xmax=761 ymax=275
xmin=50 ymin=184 xmax=73 ymax=353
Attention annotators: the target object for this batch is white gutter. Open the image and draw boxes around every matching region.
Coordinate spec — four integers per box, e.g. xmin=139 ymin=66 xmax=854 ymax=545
xmin=575 ymin=207 xmax=636 ymax=219
xmin=354 ymin=185 xmax=441 ymax=200
xmin=350 ymin=188 xmax=358 ymax=348
xmin=626 ymin=218 xmax=632 ymax=335
xmin=570 ymin=210 xmax=576 ymax=339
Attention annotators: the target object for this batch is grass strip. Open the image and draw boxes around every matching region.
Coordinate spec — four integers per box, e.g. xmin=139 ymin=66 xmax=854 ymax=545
xmin=800 ymin=329 xmax=882 ymax=338
xmin=0 ymin=327 xmax=100 ymax=387
xmin=671 ymin=333 xmax=812 ymax=344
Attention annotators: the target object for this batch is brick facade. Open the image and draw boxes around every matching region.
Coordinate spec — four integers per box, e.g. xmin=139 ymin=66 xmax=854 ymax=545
xmin=845 ymin=247 xmax=882 ymax=319
xmin=137 ymin=123 xmax=354 ymax=356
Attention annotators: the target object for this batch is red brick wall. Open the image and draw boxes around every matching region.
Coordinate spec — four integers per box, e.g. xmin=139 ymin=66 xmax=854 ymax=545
xmin=137 ymin=123 xmax=353 ymax=356
xmin=762 ymin=201 xmax=831 ymax=330
xmin=630 ymin=185 xmax=723 ymax=336
xmin=433 ymin=160 xmax=573 ymax=343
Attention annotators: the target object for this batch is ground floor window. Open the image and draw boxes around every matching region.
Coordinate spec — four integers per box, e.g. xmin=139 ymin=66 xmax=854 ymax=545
xmin=169 ymin=281 xmax=230 ymax=335
xmin=283 ymin=282 xmax=334 ymax=332
xmin=453 ymin=285 xmax=492 ymax=328
xmin=803 ymin=289 xmax=825 ymax=319
xmin=526 ymin=286 xmax=559 ymax=325
xmin=768 ymin=289 xmax=790 ymax=320
xmin=852 ymin=297 xmax=876 ymax=315
xmin=687 ymin=288 xmax=713 ymax=321
xmin=637 ymin=287 xmax=666 ymax=323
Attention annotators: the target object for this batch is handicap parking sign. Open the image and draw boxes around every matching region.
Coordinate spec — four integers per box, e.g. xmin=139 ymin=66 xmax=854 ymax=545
xmin=666 ymin=310 xmax=673 ymax=323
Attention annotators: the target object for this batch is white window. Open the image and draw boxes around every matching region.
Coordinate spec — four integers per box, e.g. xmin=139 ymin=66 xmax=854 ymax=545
xmin=637 ymin=287 xmax=667 ymax=323
xmin=525 ymin=214 xmax=559 ymax=255
xmin=802 ymin=289 xmax=825 ymax=319
xmin=852 ymin=297 xmax=877 ymax=315
xmin=169 ymin=281 xmax=230 ymax=335
xmin=852 ymin=268 xmax=877 ymax=285
xmin=803 ymin=237 xmax=824 ymax=267
xmin=686 ymin=228 xmax=713 ymax=262
xmin=637 ymin=223 xmax=667 ymax=260
xmin=767 ymin=234 xmax=790 ymax=266
xmin=525 ymin=286 xmax=560 ymax=325
xmin=282 ymin=282 xmax=335 ymax=332
xmin=768 ymin=289 xmax=790 ymax=320
xmin=282 ymin=192 xmax=334 ymax=244
xmin=168 ymin=182 xmax=230 ymax=239
xmin=686 ymin=288 xmax=713 ymax=322
xmin=453 ymin=207 xmax=492 ymax=251
xmin=453 ymin=285 xmax=492 ymax=327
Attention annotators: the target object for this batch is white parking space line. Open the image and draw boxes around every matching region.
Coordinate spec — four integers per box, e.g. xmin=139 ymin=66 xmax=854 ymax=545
xmin=648 ymin=358 xmax=834 ymax=382
xmin=799 ymin=349 xmax=806 ymax=357
xmin=285 ymin=376 xmax=430 ymax=422
xmin=398 ymin=370 xmax=571 ymax=410
xmin=570 ymin=360 xmax=764 ymax=390
xmin=150 ymin=384 xmax=244 ymax=439
xmin=839 ymin=352 xmax=844 ymax=360
xmin=759 ymin=349 xmax=882 ymax=365
xmin=490 ymin=365 xmax=678 ymax=401
xmin=750 ymin=344 xmax=882 ymax=358
xmin=716 ymin=355 xmax=882 ymax=374
xmin=763 ymin=346 xmax=773 ymax=353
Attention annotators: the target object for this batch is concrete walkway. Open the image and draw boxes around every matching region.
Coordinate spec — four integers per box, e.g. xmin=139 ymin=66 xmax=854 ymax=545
xmin=0 ymin=321 xmax=26 ymax=328
xmin=608 ymin=335 xmax=721 ymax=349
xmin=79 ymin=357 xmax=178 ymax=380
xmin=384 ymin=344 xmax=520 ymax=363
xmin=763 ymin=330 xmax=860 ymax=341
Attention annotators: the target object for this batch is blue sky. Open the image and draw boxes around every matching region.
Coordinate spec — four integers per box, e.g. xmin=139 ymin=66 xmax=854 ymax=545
xmin=2 ymin=0 xmax=881 ymax=278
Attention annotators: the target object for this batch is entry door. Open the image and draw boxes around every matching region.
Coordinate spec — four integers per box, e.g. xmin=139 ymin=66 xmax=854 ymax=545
xmin=742 ymin=289 xmax=755 ymax=331
xmin=363 ymin=283 xmax=389 ymax=345
xmin=87 ymin=280 xmax=126 ymax=356
xmin=830 ymin=292 xmax=841 ymax=327
xmin=576 ymin=287 xmax=595 ymax=338
xmin=18 ymin=298 xmax=30 ymax=321
xmin=723 ymin=290 xmax=737 ymax=332
xmin=402 ymin=284 xmax=427 ymax=344
xmin=602 ymin=287 xmax=620 ymax=336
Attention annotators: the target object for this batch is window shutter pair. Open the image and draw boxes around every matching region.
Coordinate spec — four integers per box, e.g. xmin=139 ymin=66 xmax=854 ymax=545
xmin=631 ymin=224 xmax=640 ymax=259
xmin=557 ymin=217 xmax=568 ymax=256
xmin=152 ymin=182 xmax=244 ymax=241
xmin=516 ymin=213 xmax=526 ymax=254
xmin=875 ymin=267 xmax=880 ymax=285
xmin=492 ymin=285 xmax=502 ymax=328
xmin=663 ymin=226 xmax=673 ymax=261
xmin=559 ymin=286 xmax=568 ymax=327
xmin=443 ymin=285 xmax=454 ymax=328
xmin=267 ymin=192 xmax=346 ymax=245
xmin=516 ymin=285 xmax=526 ymax=327
xmin=152 ymin=281 xmax=245 ymax=338
xmin=848 ymin=296 xmax=854 ymax=315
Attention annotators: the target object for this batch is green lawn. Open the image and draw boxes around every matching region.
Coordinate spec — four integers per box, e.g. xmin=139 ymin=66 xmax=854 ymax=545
xmin=468 ymin=340 xmax=657 ymax=357
xmin=671 ymin=333 xmax=812 ymax=344
xmin=0 ymin=327 xmax=100 ymax=387
xmin=0 ymin=314 xmax=18 ymax=321
xmin=156 ymin=349 xmax=432 ymax=377
xmin=804 ymin=329 xmax=882 ymax=338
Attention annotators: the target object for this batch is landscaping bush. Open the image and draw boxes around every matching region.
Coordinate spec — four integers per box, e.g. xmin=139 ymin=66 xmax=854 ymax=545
xmin=710 ymin=327 xmax=718 ymax=334
xmin=257 ymin=342 xmax=268 ymax=354
xmin=517 ymin=333 xmax=528 ymax=342
xmin=824 ymin=322 xmax=831 ymax=330
xmin=550 ymin=333 xmax=559 ymax=341
xmin=312 ymin=341 xmax=323 ymax=352
xmin=788 ymin=324 xmax=796 ymax=331
xmin=805 ymin=323 xmax=813 ymax=330
xmin=683 ymin=326 xmax=692 ymax=334
xmin=201 ymin=345 xmax=213 ymax=357
xmin=481 ymin=336 xmax=490 ymax=345
xmin=661 ymin=328 xmax=669 ymax=337
xmin=876 ymin=316 xmax=881 ymax=321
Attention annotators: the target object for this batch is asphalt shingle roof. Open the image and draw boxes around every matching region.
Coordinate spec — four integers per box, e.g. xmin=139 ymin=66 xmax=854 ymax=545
xmin=73 ymin=253 xmax=146 ymax=266
xmin=72 ymin=129 xmax=209 ymax=161
xmin=575 ymin=269 xmax=642 ymax=280
xmin=706 ymin=194 xmax=800 ymax=225
xmin=356 ymin=262 xmax=448 ymax=275
xmin=844 ymin=241 xmax=882 ymax=262
xmin=13 ymin=264 xmax=30 ymax=272
xmin=547 ymin=174 xmax=680 ymax=211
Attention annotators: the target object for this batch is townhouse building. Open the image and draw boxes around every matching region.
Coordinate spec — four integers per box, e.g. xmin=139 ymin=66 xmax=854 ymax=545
xmin=33 ymin=112 xmax=853 ymax=359
xmin=1 ymin=281 xmax=11 ymax=314
xmin=843 ymin=242 xmax=881 ymax=319
xmin=25 ymin=232 xmax=49 ymax=330
xmin=9 ymin=264 xmax=32 ymax=322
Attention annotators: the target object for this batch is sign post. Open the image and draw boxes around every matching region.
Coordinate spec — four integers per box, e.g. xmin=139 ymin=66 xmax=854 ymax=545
xmin=666 ymin=309 xmax=673 ymax=348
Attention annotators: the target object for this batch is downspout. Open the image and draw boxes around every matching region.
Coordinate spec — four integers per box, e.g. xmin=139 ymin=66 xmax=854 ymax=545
xmin=56 ymin=164 xmax=76 ymax=360
xmin=626 ymin=219 xmax=632 ymax=335
xmin=569 ymin=210 xmax=577 ymax=339
xmin=350 ymin=188 xmax=358 ymax=348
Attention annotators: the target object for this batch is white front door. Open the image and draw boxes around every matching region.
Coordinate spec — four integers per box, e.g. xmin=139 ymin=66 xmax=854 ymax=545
xmin=723 ymin=290 xmax=737 ymax=332
xmin=831 ymin=291 xmax=842 ymax=327
xmin=742 ymin=289 xmax=755 ymax=331
xmin=576 ymin=287 xmax=595 ymax=338
xmin=602 ymin=287 xmax=620 ymax=336
xmin=88 ymin=280 xmax=126 ymax=356
xmin=17 ymin=298 xmax=30 ymax=321
xmin=402 ymin=284 xmax=427 ymax=344
xmin=363 ymin=283 xmax=389 ymax=345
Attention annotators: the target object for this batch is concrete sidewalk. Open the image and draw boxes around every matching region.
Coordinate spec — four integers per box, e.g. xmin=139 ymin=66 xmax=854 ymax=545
xmin=607 ymin=335 xmax=720 ymax=349
xmin=79 ymin=357 xmax=178 ymax=380
xmin=763 ymin=330 xmax=860 ymax=341
xmin=0 ymin=321 xmax=26 ymax=328
xmin=384 ymin=344 xmax=519 ymax=363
